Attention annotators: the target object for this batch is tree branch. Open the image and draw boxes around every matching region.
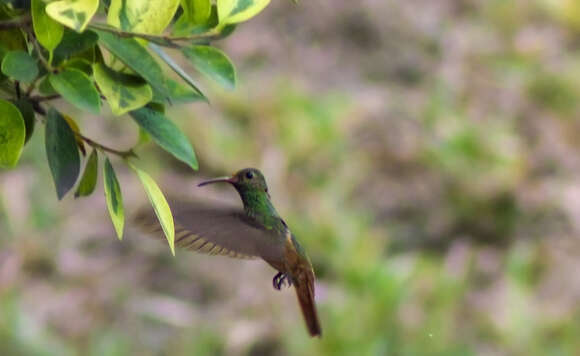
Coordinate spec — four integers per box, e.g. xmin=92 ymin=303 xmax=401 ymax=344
xmin=30 ymin=101 xmax=137 ymax=159
xmin=0 ymin=15 xmax=31 ymax=30
xmin=75 ymin=133 xmax=137 ymax=159
xmin=31 ymin=94 xmax=61 ymax=102
xmin=88 ymin=23 xmax=220 ymax=48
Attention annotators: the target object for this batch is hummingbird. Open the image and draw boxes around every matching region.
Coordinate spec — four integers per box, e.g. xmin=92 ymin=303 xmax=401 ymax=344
xmin=136 ymin=168 xmax=322 ymax=337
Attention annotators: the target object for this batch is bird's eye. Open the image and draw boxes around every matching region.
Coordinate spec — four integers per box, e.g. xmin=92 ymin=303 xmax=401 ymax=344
xmin=245 ymin=171 xmax=254 ymax=179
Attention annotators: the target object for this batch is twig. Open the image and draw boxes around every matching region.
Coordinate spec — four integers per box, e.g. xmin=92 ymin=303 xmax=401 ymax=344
xmin=30 ymin=101 xmax=137 ymax=159
xmin=76 ymin=133 xmax=137 ymax=159
xmin=88 ymin=23 xmax=220 ymax=47
xmin=30 ymin=94 xmax=61 ymax=102
xmin=0 ymin=15 xmax=31 ymax=30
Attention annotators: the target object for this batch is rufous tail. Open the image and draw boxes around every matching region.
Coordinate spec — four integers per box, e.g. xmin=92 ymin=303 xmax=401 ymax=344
xmin=294 ymin=271 xmax=322 ymax=337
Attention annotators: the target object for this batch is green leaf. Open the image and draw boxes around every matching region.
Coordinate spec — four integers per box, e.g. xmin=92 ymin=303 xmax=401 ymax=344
xmin=64 ymin=58 xmax=93 ymax=74
xmin=93 ymin=63 xmax=153 ymax=116
xmin=130 ymin=163 xmax=175 ymax=255
xmin=49 ymin=68 xmax=101 ymax=114
xmin=165 ymin=78 xmax=206 ymax=103
xmin=45 ymin=108 xmax=80 ymax=199
xmin=38 ymin=75 xmax=58 ymax=95
xmin=217 ymin=0 xmax=270 ymax=25
xmin=46 ymin=0 xmax=99 ymax=32
xmin=95 ymin=30 xmax=169 ymax=97
xmin=32 ymin=0 xmax=64 ymax=52
xmin=103 ymin=157 xmax=124 ymax=239
xmin=182 ymin=45 xmax=236 ymax=90
xmin=75 ymin=149 xmax=98 ymax=197
xmin=181 ymin=0 xmax=211 ymax=25
xmin=173 ymin=4 xmax=219 ymax=36
xmin=108 ymin=0 xmax=181 ymax=34
xmin=11 ymin=99 xmax=36 ymax=144
xmin=53 ymin=29 xmax=99 ymax=63
xmin=1 ymin=51 xmax=39 ymax=83
xmin=129 ymin=107 xmax=198 ymax=170
xmin=0 ymin=99 xmax=25 ymax=168
xmin=149 ymin=43 xmax=207 ymax=101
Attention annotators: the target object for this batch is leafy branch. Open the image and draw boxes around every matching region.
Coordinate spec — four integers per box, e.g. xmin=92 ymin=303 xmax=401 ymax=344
xmin=0 ymin=0 xmax=275 ymax=253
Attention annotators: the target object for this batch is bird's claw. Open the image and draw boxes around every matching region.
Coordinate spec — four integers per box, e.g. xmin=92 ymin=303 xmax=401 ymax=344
xmin=273 ymin=272 xmax=292 ymax=290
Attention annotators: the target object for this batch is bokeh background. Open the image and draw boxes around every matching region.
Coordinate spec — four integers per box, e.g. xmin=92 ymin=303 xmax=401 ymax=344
xmin=2 ymin=0 xmax=580 ymax=355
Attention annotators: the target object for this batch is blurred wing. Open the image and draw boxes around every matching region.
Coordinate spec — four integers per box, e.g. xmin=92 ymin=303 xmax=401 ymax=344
xmin=135 ymin=201 xmax=284 ymax=261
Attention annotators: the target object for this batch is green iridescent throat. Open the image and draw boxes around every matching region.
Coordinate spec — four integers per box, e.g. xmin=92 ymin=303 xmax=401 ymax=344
xmin=236 ymin=187 xmax=284 ymax=230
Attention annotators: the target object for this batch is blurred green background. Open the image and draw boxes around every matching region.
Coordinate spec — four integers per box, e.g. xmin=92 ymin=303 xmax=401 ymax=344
xmin=2 ymin=0 xmax=580 ymax=355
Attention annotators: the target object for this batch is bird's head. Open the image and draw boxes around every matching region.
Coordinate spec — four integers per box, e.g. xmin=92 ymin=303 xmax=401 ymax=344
xmin=198 ymin=168 xmax=270 ymax=197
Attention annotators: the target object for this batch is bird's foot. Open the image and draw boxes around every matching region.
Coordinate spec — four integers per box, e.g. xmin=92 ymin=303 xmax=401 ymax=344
xmin=272 ymin=272 xmax=292 ymax=290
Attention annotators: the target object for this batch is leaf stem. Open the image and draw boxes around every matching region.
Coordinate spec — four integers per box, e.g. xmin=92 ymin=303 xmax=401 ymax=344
xmin=75 ymin=133 xmax=138 ymax=159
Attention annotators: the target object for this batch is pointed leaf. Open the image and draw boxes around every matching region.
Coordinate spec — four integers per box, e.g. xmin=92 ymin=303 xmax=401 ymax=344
xmin=49 ymin=68 xmax=101 ymax=114
xmin=32 ymin=0 xmax=64 ymax=52
xmin=149 ymin=43 xmax=206 ymax=101
xmin=1 ymin=51 xmax=39 ymax=83
xmin=218 ymin=0 xmax=270 ymax=25
xmin=0 ymin=99 xmax=25 ymax=168
xmin=93 ymin=63 xmax=153 ymax=116
xmin=182 ymin=45 xmax=236 ymax=90
xmin=130 ymin=107 xmax=198 ymax=170
xmin=103 ymin=157 xmax=124 ymax=239
xmin=75 ymin=149 xmax=98 ymax=197
xmin=130 ymin=163 xmax=175 ymax=255
xmin=108 ymin=0 xmax=180 ymax=34
xmin=162 ymin=78 xmax=206 ymax=104
xmin=46 ymin=0 xmax=99 ymax=32
xmin=45 ymin=108 xmax=80 ymax=199
xmin=95 ymin=30 xmax=169 ymax=97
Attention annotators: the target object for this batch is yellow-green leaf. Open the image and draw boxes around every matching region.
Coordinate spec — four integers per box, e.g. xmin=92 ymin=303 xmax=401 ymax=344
xmin=93 ymin=63 xmax=153 ymax=116
xmin=0 ymin=99 xmax=25 ymax=168
xmin=46 ymin=0 xmax=99 ymax=32
xmin=103 ymin=157 xmax=124 ymax=239
xmin=181 ymin=0 xmax=211 ymax=25
xmin=95 ymin=30 xmax=169 ymax=98
xmin=75 ymin=149 xmax=98 ymax=197
xmin=217 ymin=0 xmax=270 ymax=25
xmin=32 ymin=0 xmax=64 ymax=52
xmin=61 ymin=113 xmax=86 ymax=155
xmin=108 ymin=0 xmax=180 ymax=34
xmin=130 ymin=163 xmax=175 ymax=255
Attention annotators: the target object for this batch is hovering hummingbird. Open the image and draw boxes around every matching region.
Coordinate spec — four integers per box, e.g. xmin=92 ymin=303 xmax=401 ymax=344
xmin=136 ymin=168 xmax=322 ymax=337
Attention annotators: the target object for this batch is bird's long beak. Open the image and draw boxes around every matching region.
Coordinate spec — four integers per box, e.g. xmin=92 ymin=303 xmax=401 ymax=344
xmin=198 ymin=176 xmax=236 ymax=187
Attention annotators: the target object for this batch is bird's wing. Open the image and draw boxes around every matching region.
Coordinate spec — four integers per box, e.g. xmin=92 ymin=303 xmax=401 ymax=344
xmin=135 ymin=201 xmax=285 ymax=261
